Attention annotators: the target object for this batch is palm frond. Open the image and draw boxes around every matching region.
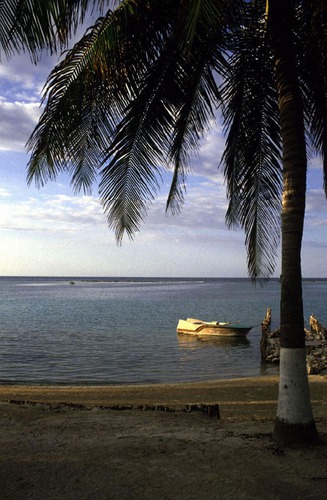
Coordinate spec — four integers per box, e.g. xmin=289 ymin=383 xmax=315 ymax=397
xmin=178 ymin=0 xmax=222 ymax=45
xmin=99 ymin=40 xmax=183 ymax=242
xmin=27 ymin=14 xmax=121 ymax=191
xmin=0 ymin=0 xmax=109 ymax=61
xmin=220 ymin=2 xmax=282 ymax=280
xmin=99 ymin=0 xmax=231 ymax=240
xmin=166 ymin=27 xmax=225 ymax=214
xmin=27 ymin=0 xmax=169 ymax=191
xmin=28 ymin=0 xmax=229 ymax=241
xmin=299 ymin=1 xmax=327 ymax=195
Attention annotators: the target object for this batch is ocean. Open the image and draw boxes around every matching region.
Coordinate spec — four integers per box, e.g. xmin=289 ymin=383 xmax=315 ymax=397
xmin=0 ymin=276 xmax=326 ymax=385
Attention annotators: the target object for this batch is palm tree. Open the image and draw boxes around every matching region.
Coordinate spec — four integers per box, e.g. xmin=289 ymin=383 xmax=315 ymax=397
xmin=222 ymin=0 xmax=322 ymax=444
xmin=26 ymin=0 xmax=326 ymax=445
xmin=267 ymin=0 xmax=320 ymax=445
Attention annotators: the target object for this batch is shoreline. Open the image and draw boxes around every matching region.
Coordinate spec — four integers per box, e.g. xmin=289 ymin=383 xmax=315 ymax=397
xmin=1 ymin=375 xmax=326 ymax=418
xmin=1 ymin=374 xmax=283 ymax=402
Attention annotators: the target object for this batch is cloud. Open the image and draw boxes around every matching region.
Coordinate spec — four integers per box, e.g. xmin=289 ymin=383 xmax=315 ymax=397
xmin=0 ymin=187 xmax=11 ymax=197
xmin=0 ymin=53 xmax=56 ymax=100
xmin=184 ymin=113 xmax=226 ymax=179
xmin=0 ymin=194 xmax=106 ymax=234
xmin=0 ymin=50 xmax=58 ymax=152
xmin=131 ymin=178 xmax=236 ymax=248
xmin=0 ymin=180 xmax=235 ymax=248
xmin=305 ymin=190 xmax=327 ymax=225
xmin=0 ymin=101 xmax=41 ymax=151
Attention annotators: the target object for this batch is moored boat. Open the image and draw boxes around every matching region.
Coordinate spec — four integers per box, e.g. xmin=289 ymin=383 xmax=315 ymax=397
xmin=176 ymin=318 xmax=252 ymax=337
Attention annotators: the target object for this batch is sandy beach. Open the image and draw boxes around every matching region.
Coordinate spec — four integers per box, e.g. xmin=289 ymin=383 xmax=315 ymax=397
xmin=1 ymin=375 xmax=326 ymax=499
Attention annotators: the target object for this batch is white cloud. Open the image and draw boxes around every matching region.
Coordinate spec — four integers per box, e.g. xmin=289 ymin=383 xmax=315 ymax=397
xmin=0 ymin=194 xmax=106 ymax=234
xmin=0 ymin=187 xmax=11 ymax=197
xmin=0 ymin=180 xmax=233 ymax=247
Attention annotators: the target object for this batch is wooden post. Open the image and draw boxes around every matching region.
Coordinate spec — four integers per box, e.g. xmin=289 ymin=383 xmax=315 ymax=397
xmin=260 ymin=308 xmax=272 ymax=361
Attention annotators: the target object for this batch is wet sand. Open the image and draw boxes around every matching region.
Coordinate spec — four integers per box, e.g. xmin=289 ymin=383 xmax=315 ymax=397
xmin=0 ymin=375 xmax=326 ymax=499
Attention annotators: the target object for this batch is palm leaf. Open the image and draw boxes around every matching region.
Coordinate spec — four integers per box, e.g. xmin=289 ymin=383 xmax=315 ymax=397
xmin=0 ymin=0 xmax=108 ymax=60
xmin=221 ymin=2 xmax=282 ymax=280
xmin=166 ymin=40 xmax=224 ymax=214
xmin=299 ymin=1 xmax=327 ymax=194
xmin=28 ymin=0 xmax=229 ymax=241
xmin=27 ymin=0 xmax=167 ymax=191
xmin=99 ymin=39 xmax=183 ymax=242
xmin=27 ymin=14 xmax=120 ymax=191
xmin=99 ymin=0 xmax=230 ymax=240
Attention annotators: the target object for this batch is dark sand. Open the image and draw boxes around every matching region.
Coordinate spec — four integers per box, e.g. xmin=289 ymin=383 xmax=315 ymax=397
xmin=0 ymin=375 xmax=326 ymax=499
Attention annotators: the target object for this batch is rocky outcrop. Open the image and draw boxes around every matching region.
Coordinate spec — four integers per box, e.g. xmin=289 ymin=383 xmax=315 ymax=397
xmin=261 ymin=311 xmax=327 ymax=375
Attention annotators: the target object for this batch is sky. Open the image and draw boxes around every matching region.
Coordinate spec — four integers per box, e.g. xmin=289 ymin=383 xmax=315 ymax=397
xmin=0 ymin=24 xmax=327 ymax=278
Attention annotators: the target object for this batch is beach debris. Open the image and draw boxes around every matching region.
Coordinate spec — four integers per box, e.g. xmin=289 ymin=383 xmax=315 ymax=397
xmin=5 ymin=399 xmax=220 ymax=417
xmin=186 ymin=404 xmax=220 ymax=419
xmin=261 ymin=311 xmax=327 ymax=375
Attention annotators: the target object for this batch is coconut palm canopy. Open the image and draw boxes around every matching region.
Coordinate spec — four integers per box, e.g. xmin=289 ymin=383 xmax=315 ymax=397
xmin=24 ymin=0 xmax=327 ymax=282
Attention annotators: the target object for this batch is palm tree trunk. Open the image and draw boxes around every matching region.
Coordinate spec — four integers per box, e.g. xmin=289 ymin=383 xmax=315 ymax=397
xmin=269 ymin=0 xmax=318 ymax=445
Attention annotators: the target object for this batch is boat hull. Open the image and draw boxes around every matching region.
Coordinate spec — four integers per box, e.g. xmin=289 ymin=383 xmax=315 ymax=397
xmin=176 ymin=319 xmax=252 ymax=337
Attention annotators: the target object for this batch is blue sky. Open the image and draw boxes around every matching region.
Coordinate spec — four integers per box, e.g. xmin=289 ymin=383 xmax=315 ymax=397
xmin=0 ymin=36 xmax=327 ymax=277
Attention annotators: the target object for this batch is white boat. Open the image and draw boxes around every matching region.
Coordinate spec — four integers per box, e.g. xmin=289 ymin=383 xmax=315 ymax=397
xmin=176 ymin=318 xmax=252 ymax=337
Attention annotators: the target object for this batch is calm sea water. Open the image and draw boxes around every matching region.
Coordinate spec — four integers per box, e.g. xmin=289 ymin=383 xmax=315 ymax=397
xmin=0 ymin=277 xmax=326 ymax=385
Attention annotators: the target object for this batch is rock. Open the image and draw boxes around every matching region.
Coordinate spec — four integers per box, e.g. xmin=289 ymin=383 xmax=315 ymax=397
xmin=261 ymin=311 xmax=327 ymax=375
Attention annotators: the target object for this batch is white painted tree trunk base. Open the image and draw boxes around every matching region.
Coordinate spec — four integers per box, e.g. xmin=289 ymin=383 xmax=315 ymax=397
xmin=274 ymin=347 xmax=318 ymax=445
xmin=276 ymin=347 xmax=313 ymax=423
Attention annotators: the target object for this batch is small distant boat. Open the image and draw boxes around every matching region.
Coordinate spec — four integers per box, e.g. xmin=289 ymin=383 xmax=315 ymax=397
xmin=176 ymin=318 xmax=252 ymax=337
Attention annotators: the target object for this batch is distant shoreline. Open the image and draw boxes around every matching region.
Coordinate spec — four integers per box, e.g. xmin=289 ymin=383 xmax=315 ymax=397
xmin=1 ymin=275 xmax=327 ymax=282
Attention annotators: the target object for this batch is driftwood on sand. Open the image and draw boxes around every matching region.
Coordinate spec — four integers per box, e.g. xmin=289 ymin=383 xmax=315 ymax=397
xmin=261 ymin=309 xmax=327 ymax=375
